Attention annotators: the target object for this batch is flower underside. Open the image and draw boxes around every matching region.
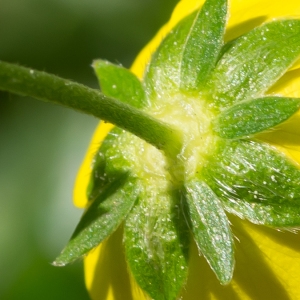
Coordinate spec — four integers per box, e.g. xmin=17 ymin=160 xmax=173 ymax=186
xmin=54 ymin=0 xmax=300 ymax=299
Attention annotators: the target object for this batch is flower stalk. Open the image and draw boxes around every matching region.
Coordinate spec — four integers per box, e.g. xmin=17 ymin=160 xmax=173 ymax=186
xmin=0 ymin=60 xmax=182 ymax=158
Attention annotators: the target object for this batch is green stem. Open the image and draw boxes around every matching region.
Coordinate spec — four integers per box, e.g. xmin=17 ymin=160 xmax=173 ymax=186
xmin=0 ymin=61 xmax=182 ymax=158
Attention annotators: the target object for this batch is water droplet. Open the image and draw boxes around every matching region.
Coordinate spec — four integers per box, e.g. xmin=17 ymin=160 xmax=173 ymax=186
xmin=52 ymin=261 xmax=66 ymax=267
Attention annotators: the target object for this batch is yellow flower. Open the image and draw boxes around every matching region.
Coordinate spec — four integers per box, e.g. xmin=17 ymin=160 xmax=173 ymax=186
xmin=74 ymin=0 xmax=300 ymax=299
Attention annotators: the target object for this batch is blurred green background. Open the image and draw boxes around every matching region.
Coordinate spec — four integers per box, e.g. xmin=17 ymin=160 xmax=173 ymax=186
xmin=0 ymin=0 xmax=177 ymax=298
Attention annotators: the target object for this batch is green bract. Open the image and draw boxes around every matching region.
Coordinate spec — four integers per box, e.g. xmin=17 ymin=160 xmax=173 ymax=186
xmin=54 ymin=0 xmax=300 ymax=299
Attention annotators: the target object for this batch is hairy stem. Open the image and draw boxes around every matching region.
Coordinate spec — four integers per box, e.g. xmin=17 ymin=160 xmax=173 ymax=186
xmin=0 ymin=61 xmax=182 ymax=158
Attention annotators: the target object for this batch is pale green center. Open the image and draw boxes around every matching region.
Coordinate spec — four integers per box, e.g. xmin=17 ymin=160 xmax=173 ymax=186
xmin=150 ymin=93 xmax=218 ymax=181
xmin=120 ymin=93 xmax=218 ymax=185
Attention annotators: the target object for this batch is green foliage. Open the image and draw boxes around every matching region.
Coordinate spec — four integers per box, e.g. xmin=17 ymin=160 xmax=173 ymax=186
xmin=214 ymin=97 xmax=300 ymax=138
xmin=124 ymin=188 xmax=189 ymax=300
xmin=206 ymin=19 xmax=300 ymax=109
xmin=180 ymin=0 xmax=228 ymax=90
xmin=184 ymin=180 xmax=234 ymax=284
xmin=203 ymin=140 xmax=300 ymax=227
xmin=54 ymin=173 xmax=139 ymax=266
xmin=145 ymin=0 xmax=227 ymax=98
xmin=93 ymin=60 xmax=148 ymax=109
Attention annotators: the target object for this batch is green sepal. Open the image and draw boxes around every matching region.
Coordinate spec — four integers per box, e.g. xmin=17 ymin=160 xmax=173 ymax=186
xmin=206 ymin=19 xmax=300 ymax=108
xmin=144 ymin=12 xmax=196 ymax=99
xmin=223 ymin=197 xmax=300 ymax=228
xmin=184 ymin=179 xmax=234 ymax=284
xmin=53 ymin=174 xmax=139 ymax=266
xmin=87 ymin=127 xmax=132 ymax=201
xmin=144 ymin=0 xmax=227 ymax=98
xmin=93 ymin=60 xmax=148 ymax=109
xmin=213 ymin=96 xmax=300 ymax=139
xmin=55 ymin=126 xmax=139 ymax=266
xmin=203 ymin=140 xmax=300 ymax=227
xmin=180 ymin=0 xmax=228 ymax=90
xmin=124 ymin=188 xmax=189 ymax=300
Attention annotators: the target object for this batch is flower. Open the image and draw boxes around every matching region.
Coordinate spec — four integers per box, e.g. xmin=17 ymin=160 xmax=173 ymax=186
xmin=73 ymin=0 xmax=300 ymax=299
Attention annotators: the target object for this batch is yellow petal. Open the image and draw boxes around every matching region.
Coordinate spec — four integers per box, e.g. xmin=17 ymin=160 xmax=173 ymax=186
xmin=258 ymin=70 xmax=300 ymax=164
xmin=84 ymin=227 xmax=150 ymax=300
xmin=73 ymin=0 xmax=300 ymax=299
xmin=73 ymin=122 xmax=114 ymax=208
xmin=182 ymin=216 xmax=300 ymax=300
